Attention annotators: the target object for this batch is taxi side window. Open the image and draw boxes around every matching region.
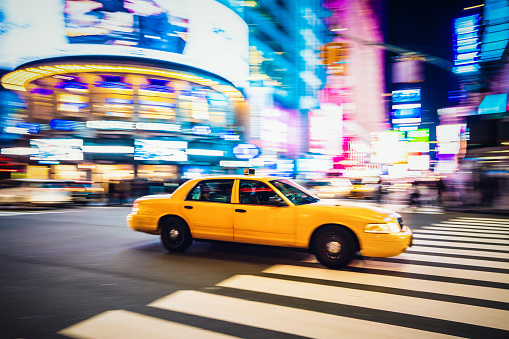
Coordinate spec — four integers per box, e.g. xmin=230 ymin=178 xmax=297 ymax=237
xmin=186 ymin=180 xmax=234 ymax=203
xmin=239 ymin=180 xmax=282 ymax=205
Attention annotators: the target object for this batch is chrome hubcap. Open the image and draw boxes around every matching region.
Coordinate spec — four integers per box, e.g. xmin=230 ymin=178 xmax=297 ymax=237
xmin=326 ymin=241 xmax=341 ymax=254
xmin=169 ymin=228 xmax=180 ymax=240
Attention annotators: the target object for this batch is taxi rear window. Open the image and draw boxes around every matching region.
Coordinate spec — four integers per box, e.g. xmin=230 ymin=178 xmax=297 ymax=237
xmin=186 ymin=179 xmax=234 ymax=203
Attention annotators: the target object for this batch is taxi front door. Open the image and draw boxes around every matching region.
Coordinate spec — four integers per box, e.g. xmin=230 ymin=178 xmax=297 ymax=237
xmin=233 ymin=180 xmax=295 ymax=246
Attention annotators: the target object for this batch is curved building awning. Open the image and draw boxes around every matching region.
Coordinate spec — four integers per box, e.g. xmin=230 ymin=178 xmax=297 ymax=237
xmin=1 ymin=62 xmax=244 ymax=102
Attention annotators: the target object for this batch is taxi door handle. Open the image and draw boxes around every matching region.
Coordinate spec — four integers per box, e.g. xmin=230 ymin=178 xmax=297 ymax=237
xmin=184 ymin=206 xmax=193 ymax=209
xmin=235 ymin=209 xmax=246 ymax=213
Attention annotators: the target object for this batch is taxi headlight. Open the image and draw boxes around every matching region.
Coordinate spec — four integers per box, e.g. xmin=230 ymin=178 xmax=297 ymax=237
xmin=364 ymin=222 xmax=400 ymax=234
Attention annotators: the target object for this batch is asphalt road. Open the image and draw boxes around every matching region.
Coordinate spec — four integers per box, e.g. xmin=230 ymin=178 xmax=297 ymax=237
xmin=0 ymin=203 xmax=508 ymax=339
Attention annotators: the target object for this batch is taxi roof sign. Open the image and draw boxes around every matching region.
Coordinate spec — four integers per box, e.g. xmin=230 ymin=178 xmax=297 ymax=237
xmin=244 ymin=168 xmax=255 ymax=175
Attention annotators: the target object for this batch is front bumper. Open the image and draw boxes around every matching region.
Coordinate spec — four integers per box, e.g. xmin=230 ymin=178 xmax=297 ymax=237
xmin=358 ymin=226 xmax=413 ymax=257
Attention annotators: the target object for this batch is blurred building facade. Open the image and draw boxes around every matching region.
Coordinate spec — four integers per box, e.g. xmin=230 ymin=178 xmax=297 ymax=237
xmin=4 ymin=0 xmax=502 ymax=198
xmin=435 ymin=0 xmax=509 ymax=211
xmin=320 ymin=0 xmax=386 ymax=179
xmin=221 ymin=0 xmax=331 ymax=177
xmin=0 ymin=0 xmax=337 ymax=182
xmin=0 ymin=0 xmax=249 ymax=182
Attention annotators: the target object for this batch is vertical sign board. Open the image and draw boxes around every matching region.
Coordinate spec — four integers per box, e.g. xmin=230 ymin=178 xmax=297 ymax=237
xmin=453 ymin=14 xmax=480 ymax=74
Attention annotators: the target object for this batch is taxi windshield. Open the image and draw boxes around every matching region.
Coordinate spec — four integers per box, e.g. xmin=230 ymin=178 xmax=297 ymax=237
xmin=270 ymin=179 xmax=320 ymax=205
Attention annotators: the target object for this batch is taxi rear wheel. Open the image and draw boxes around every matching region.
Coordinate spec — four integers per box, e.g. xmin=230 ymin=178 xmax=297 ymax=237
xmin=160 ymin=217 xmax=193 ymax=252
xmin=313 ymin=226 xmax=355 ymax=269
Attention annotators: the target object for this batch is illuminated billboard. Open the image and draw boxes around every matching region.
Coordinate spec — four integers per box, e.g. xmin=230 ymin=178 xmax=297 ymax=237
xmin=260 ymin=108 xmax=291 ymax=152
xmin=392 ymin=89 xmax=421 ymax=103
xmin=64 ymin=0 xmax=188 ymax=54
xmin=0 ymin=0 xmax=249 ymax=85
xmin=30 ymin=138 xmax=83 ymax=161
xmin=308 ymin=104 xmax=343 ymax=155
xmin=407 ymin=128 xmax=429 ymax=142
xmin=391 ymin=87 xmax=421 ymax=125
xmin=391 ymin=104 xmax=421 ymax=124
xmin=134 ymin=139 xmax=187 ymax=161
xmin=453 ymin=14 xmax=480 ymax=74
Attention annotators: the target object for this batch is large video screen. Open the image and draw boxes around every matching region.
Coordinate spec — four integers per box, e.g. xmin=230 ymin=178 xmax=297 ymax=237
xmin=134 ymin=139 xmax=187 ymax=161
xmin=64 ymin=0 xmax=188 ymax=54
xmin=392 ymin=89 xmax=421 ymax=103
xmin=30 ymin=139 xmax=84 ymax=161
xmin=392 ymin=104 xmax=421 ymax=120
xmin=0 ymin=0 xmax=248 ymax=85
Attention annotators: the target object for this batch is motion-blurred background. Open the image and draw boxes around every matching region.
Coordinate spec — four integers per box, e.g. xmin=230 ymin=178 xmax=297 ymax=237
xmin=0 ymin=0 xmax=507 ymax=212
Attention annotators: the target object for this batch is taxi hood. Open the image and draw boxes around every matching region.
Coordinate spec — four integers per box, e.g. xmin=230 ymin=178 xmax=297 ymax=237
xmin=308 ymin=200 xmax=399 ymax=222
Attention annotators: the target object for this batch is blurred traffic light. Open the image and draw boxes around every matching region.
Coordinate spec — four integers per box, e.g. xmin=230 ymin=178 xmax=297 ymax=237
xmin=318 ymin=41 xmax=349 ymax=75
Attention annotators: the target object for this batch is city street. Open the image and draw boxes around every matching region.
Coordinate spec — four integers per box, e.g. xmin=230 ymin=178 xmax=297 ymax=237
xmin=0 ymin=204 xmax=508 ymax=338
xmin=0 ymin=1 xmax=508 ymax=338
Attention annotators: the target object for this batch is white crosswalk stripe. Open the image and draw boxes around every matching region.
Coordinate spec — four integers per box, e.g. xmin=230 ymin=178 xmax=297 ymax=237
xmin=214 ymin=275 xmax=509 ymax=331
xmin=413 ymin=238 xmax=509 ymax=251
xmin=58 ymin=216 xmax=509 ymax=338
xmin=351 ymin=258 xmax=509 ymax=284
xmin=149 ymin=291 xmax=461 ymax=339
xmin=437 ymin=221 xmax=509 ymax=229
xmin=414 ymin=229 xmax=509 ymax=238
xmin=456 ymin=217 xmax=509 ymax=223
xmin=58 ymin=310 xmax=240 ymax=339
xmin=390 ymin=252 xmax=509 ymax=269
xmin=262 ymin=264 xmax=509 ymax=303
xmin=414 ymin=234 xmax=508 ymax=244
xmin=423 ymin=225 xmax=509 ymax=234
xmin=406 ymin=245 xmax=509 ymax=259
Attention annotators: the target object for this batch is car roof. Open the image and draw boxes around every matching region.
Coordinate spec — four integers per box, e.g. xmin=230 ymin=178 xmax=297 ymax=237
xmin=185 ymin=175 xmax=290 ymax=184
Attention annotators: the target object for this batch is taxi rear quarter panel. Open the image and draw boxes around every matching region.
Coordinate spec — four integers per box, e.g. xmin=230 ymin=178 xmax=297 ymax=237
xmin=128 ymin=180 xmax=196 ymax=234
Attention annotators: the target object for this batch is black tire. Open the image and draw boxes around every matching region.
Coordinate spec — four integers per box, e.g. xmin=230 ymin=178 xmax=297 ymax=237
xmin=160 ymin=217 xmax=193 ymax=252
xmin=312 ymin=226 xmax=356 ymax=269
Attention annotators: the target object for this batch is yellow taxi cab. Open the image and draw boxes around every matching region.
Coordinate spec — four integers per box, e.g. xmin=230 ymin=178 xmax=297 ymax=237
xmin=303 ymin=178 xmax=353 ymax=199
xmin=349 ymin=177 xmax=378 ymax=199
xmin=127 ymin=170 xmax=412 ymax=269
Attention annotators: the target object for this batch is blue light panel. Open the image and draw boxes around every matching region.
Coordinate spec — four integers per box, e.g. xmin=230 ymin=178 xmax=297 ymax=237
xmin=480 ymin=0 xmax=509 ymax=63
xmin=478 ymin=93 xmax=507 ymax=115
xmin=453 ymin=14 xmax=480 ymax=74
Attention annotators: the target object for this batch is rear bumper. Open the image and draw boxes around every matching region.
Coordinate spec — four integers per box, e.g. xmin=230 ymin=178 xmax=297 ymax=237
xmin=127 ymin=213 xmax=159 ymax=235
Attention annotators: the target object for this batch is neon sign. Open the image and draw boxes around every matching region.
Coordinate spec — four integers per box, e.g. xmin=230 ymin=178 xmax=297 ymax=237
xmin=453 ymin=14 xmax=480 ymax=74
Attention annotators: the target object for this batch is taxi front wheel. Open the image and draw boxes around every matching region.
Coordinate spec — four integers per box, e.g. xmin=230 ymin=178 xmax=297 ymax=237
xmin=313 ymin=226 xmax=355 ymax=269
xmin=161 ymin=217 xmax=193 ymax=252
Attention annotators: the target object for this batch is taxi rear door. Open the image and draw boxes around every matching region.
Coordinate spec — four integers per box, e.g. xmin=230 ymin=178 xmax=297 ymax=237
xmin=179 ymin=179 xmax=234 ymax=241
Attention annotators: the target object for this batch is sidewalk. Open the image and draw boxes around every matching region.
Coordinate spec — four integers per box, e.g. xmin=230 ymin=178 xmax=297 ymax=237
xmin=331 ymin=198 xmax=445 ymax=214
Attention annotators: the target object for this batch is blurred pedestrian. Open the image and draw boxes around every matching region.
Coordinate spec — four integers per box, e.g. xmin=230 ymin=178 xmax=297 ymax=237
xmin=437 ymin=178 xmax=445 ymax=206
xmin=376 ymin=179 xmax=386 ymax=204
xmin=408 ymin=181 xmax=421 ymax=209
xmin=108 ymin=181 xmax=117 ymax=205
xmin=116 ymin=180 xmax=131 ymax=205
xmin=480 ymin=172 xmax=495 ymax=207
